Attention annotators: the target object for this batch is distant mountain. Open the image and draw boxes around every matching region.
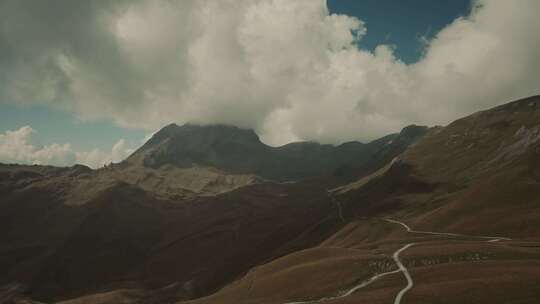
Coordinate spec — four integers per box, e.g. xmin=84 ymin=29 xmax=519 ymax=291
xmin=332 ymin=124 xmax=429 ymax=181
xmin=0 ymin=123 xmax=425 ymax=207
xmin=126 ymin=123 xmax=428 ymax=182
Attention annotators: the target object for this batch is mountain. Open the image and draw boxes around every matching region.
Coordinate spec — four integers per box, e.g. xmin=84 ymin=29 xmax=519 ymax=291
xmin=0 ymin=164 xmax=339 ymax=303
xmin=126 ymin=123 xmax=428 ymax=182
xmin=0 ymin=123 xmax=423 ymax=303
xmin=2 ymin=96 xmax=540 ymax=304
xmin=0 ymin=123 xmax=426 ymax=207
xmin=336 ymin=94 xmax=540 ymax=235
xmin=178 ymin=95 xmax=540 ymax=304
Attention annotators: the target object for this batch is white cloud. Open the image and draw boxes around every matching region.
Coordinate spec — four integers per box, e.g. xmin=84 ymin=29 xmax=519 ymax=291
xmin=0 ymin=126 xmax=75 ymax=166
xmin=1 ymin=0 xmax=539 ymax=145
xmin=0 ymin=126 xmax=135 ymax=168
xmin=111 ymin=139 xmax=134 ymax=163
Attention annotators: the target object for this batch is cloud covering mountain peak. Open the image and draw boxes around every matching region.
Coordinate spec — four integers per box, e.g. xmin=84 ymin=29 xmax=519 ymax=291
xmin=1 ymin=0 xmax=539 ymax=145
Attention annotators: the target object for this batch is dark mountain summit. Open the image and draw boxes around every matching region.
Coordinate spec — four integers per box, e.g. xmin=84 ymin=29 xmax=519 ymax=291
xmin=128 ymin=124 xmax=268 ymax=172
xmin=127 ymin=123 xmax=428 ymax=181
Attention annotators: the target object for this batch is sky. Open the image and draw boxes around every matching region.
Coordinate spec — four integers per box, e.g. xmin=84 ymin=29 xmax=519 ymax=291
xmin=1 ymin=0 xmax=539 ymax=168
xmin=327 ymin=0 xmax=471 ymax=63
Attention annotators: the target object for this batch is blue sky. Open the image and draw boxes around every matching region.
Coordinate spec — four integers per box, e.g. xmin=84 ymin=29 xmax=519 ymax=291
xmin=327 ymin=0 xmax=471 ymax=63
xmin=0 ymin=104 xmax=145 ymax=151
xmin=0 ymin=0 xmax=472 ymax=152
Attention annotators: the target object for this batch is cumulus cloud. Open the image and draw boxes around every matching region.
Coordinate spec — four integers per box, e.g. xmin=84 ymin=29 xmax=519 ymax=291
xmin=0 ymin=126 xmax=75 ymax=167
xmin=1 ymin=0 xmax=539 ymax=145
xmin=0 ymin=126 xmax=134 ymax=168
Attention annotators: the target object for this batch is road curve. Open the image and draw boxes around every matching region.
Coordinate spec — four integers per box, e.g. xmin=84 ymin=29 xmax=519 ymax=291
xmin=384 ymin=218 xmax=512 ymax=242
xmin=282 ymin=218 xmax=511 ymax=304
xmin=384 ymin=218 xmax=512 ymax=303
xmin=282 ymin=242 xmax=416 ymax=304
xmin=283 ymin=268 xmax=402 ymax=304
xmin=392 ymin=243 xmax=415 ymax=304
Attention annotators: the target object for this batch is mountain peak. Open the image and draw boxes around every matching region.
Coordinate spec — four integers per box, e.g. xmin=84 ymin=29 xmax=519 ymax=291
xmin=398 ymin=124 xmax=429 ymax=140
xmin=124 ymin=122 xmax=426 ymax=181
xmin=145 ymin=123 xmax=261 ymax=147
xmin=127 ymin=123 xmax=266 ymax=170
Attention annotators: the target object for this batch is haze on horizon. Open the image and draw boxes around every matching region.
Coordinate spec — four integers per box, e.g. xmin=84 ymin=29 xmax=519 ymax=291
xmin=1 ymin=0 xmax=540 ymax=168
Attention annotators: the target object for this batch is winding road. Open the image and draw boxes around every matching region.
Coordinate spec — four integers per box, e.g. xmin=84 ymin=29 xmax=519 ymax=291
xmin=281 ymin=218 xmax=511 ymax=304
xmin=384 ymin=218 xmax=511 ymax=303
xmin=283 ymin=266 xmax=403 ymax=304
xmin=392 ymin=243 xmax=415 ymax=304
xmin=384 ymin=218 xmax=512 ymax=242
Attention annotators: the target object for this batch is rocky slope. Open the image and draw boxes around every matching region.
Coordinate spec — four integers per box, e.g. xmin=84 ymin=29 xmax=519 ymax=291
xmin=339 ymin=95 xmax=540 ymax=236
xmin=0 ymin=173 xmax=341 ymax=303
xmin=0 ymin=123 xmax=426 ymax=207
xmin=126 ymin=123 xmax=427 ymax=182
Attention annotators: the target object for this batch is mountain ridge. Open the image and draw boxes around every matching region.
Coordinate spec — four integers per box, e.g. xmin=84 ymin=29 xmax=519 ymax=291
xmin=126 ymin=123 xmax=428 ymax=182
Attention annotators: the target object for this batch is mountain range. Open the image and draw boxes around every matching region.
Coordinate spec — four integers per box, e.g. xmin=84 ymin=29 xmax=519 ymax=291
xmin=127 ymin=123 xmax=427 ymax=182
xmin=1 ymin=95 xmax=540 ymax=303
